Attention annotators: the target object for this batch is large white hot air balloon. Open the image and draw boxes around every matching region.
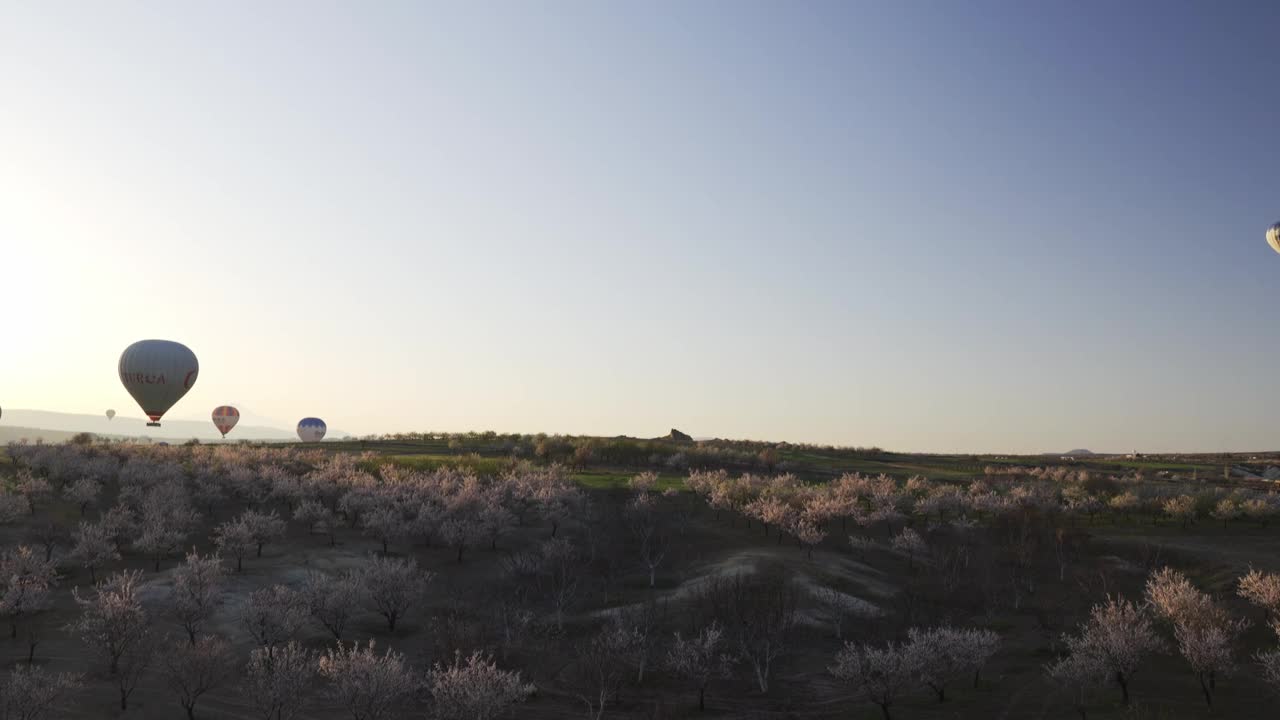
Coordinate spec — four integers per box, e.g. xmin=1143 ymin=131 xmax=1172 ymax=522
xmin=297 ymin=417 xmax=326 ymax=442
xmin=118 ymin=340 xmax=199 ymax=427
xmin=1268 ymin=222 xmax=1280 ymax=255
xmin=105 ymin=409 xmax=116 ymax=421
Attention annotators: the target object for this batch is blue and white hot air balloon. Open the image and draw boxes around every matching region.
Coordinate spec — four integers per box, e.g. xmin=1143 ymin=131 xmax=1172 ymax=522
xmin=297 ymin=417 xmax=327 ymax=442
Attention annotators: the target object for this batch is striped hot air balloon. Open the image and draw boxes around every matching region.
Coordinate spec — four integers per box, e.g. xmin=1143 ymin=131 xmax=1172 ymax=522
xmin=297 ymin=417 xmax=326 ymax=442
xmin=212 ymin=406 xmax=240 ymax=438
xmin=1268 ymin=222 xmax=1280 ymax=255
xmin=118 ymin=340 xmax=199 ymax=427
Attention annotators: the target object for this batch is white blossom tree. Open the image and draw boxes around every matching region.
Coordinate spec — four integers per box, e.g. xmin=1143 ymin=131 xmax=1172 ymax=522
xmin=665 ymin=622 xmax=736 ymax=712
xmin=214 ymin=517 xmax=257 ymax=572
xmin=0 ymin=546 xmax=57 ymax=645
xmin=317 ymin=640 xmax=418 ymax=720
xmin=246 ymin=640 xmax=315 ymax=720
xmin=68 ymin=569 xmax=150 ymax=675
xmin=67 ymin=521 xmax=119 ymax=584
xmin=241 ymin=585 xmax=307 ymax=657
xmin=1146 ymin=567 xmax=1248 ymax=707
xmin=426 ymin=650 xmax=533 ymax=720
xmin=162 ymin=634 xmax=235 ymax=720
xmin=0 ymin=665 xmax=83 ymax=720
xmin=1062 ymin=596 xmax=1162 ymax=705
xmin=300 ymin=570 xmax=362 ymax=640
xmin=909 ymin=626 xmax=1001 ymax=701
xmin=360 ymin=556 xmax=431 ymax=633
xmin=1046 ymin=650 xmax=1108 ymax=720
xmin=829 ymin=640 xmax=921 ymax=720
xmin=169 ymin=551 xmax=226 ymax=644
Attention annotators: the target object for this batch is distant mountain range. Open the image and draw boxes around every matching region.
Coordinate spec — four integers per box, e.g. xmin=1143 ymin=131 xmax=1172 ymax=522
xmin=0 ymin=409 xmax=349 ymax=443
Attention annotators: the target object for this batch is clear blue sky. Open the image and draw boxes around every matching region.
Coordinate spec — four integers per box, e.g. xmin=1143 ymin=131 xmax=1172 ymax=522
xmin=2 ymin=2 xmax=1278 ymax=452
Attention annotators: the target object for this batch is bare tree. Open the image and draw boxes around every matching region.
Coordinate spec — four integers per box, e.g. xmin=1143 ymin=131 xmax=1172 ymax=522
xmin=829 ymin=640 xmax=920 ymax=720
xmin=241 ymin=585 xmax=307 ymax=658
xmin=66 ymin=521 xmax=119 ymax=584
xmin=426 ymin=650 xmax=534 ymax=720
xmin=0 ymin=665 xmax=83 ymax=720
xmin=162 ymin=634 xmax=235 ymax=720
xmin=360 ymin=556 xmax=431 ymax=633
xmin=170 ymin=551 xmax=226 ymax=644
xmin=569 ymin=624 xmax=634 ymax=720
xmin=538 ymin=537 xmax=579 ymax=631
xmin=665 ymin=621 xmax=736 ymax=712
xmin=1062 ymin=595 xmax=1162 ymax=704
xmin=317 ymin=640 xmax=418 ymax=720
xmin=246 ymin=641 xmax=315 ymax=720
xmin=699 ymin=569 xmax=797 ymax=692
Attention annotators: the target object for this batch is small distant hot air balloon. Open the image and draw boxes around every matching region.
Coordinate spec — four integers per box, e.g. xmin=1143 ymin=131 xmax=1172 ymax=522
xmin=118 ymin=340 xmax=199 ymax=427
xmin=105 ymin=409 xmax=116 ymax=421
xmin=297 ymin=418 xmax=326 ymax=442
xmin=212 ymin=406 xmax=240 ymax=438
xmin=1269 ymin=222 xmax=1280 ymax=255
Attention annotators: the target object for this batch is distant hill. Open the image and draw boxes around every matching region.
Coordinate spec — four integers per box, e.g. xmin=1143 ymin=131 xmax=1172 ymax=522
xmin=0 ymin=409 xmax=347 ymax=443
xmin=1062 ymin=449 xmax=1096 ymax=456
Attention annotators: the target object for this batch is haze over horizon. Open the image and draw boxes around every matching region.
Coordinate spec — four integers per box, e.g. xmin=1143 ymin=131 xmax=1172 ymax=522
xmin=3 ymin=2 xmax=1279 ymax=454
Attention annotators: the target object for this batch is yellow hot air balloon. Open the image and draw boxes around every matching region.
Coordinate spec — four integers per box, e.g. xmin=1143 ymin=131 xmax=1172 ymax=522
xmin=118 ymin=340 xmax=199 ymax=427
xmin=1269 ymin=222 xmax=1280 ymax=255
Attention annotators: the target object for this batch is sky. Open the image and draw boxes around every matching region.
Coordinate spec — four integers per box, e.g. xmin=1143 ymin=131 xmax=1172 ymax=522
xmin=2 ymin=1 xmax=1279 ymax=453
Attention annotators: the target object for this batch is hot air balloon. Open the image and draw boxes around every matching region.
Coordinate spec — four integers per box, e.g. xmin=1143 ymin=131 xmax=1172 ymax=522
xmin=212 ymin=406 xmax=240 ymax=438
xmin=297 ymin=418 xmax=326 ymax=442
xmin=118 ymin=340 xmax=199 ymax=427
xmin=1269 ymin=222 xmax=1280 ymax=255
xmin=105 ymin=409 xmax=115 ymax=421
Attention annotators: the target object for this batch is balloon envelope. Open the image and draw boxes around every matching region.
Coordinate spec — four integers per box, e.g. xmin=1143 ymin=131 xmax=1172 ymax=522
xmin=118 ymin=340 xmax=199 ymax=426
xmin=1269 ymin=222 xmax=1280 ymax=255
xmin=212 ymin=406 xmax=240 ymax=438
xmin=105 ymin=409 xmax=115 ymax=420
xmin=297 ymin=417 xmax=327 ymax=442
